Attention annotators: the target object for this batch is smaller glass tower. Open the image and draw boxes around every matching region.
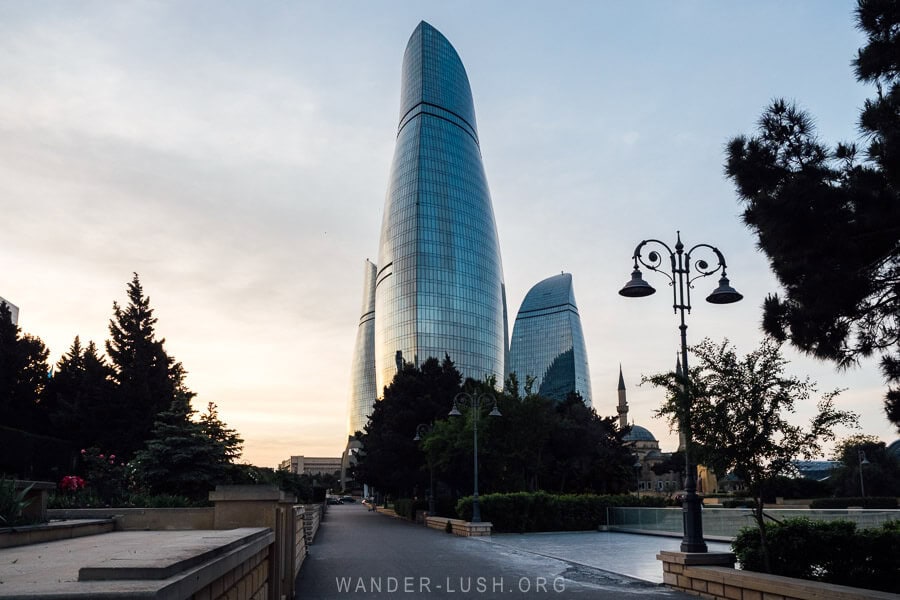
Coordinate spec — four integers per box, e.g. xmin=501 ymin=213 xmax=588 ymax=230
xmin=507 ymin=273 xmax=592 ymax=405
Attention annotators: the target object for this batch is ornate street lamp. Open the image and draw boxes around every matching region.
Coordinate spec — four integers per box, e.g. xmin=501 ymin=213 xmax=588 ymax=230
xmin=413 ymin=423 xmax=436 ymax=515
xmin=618 ymin=230 xmax=742 ymax=553
xmin=449 ymin=392 xmax=501 ymax=523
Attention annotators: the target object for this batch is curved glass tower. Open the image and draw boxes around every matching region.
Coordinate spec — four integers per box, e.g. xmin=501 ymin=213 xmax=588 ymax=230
xmin=507 ymin=273 xmax=592 ymax=406
xmin=348 ymin=259 xmax=377 ymax=437
xmin=374 ymin=21 xmax=508 ymax=394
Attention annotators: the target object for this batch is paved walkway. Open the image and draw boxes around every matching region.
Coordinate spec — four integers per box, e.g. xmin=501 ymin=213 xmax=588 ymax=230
xmin=296 ymin=504 xmax=715 ymax=599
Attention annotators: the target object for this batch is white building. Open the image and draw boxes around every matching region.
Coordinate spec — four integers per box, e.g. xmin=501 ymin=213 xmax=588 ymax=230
xmin=278 ymin=456 xmax=342 ymax=477
xmin=0 ymin=296 xmax=19 ymax=325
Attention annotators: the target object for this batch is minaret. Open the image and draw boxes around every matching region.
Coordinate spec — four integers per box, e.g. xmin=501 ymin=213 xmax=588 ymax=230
xmin=617 ymin=365 xmax=628 ymax=429
xmin=675 ymin=356 xmax=687 ymax=452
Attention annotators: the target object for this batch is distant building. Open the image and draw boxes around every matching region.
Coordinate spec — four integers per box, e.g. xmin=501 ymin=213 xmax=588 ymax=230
xmin=792 ymin=460 xmax=842 ymax=481
xmin=279 ymin=456 xmax=342 ymax=477
xmin=348 ymin=260 xmax=377 ymax=439
xmin=507 ymin=273 xmax=592 ymax=405
xmin=617 ymin=367 xmax=681 ymax=495
xmin=0 ymin=296 xmax=19 ymax=325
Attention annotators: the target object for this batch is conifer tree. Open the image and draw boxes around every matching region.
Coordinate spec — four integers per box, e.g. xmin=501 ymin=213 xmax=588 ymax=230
xmin=725 ymin=0 xmax=900 ymax=429
xmin=132 ymin=394 xmax=230 ymax=501
xmin=47 ymin=336 xmax=116 ymax=450
xmin=105 ymin=274 xmax=188 ymax=458
xmin=0 ymin=301 xmax=50 ymax=433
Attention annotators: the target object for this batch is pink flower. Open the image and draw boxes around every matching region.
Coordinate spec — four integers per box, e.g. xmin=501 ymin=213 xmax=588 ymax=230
xmin=80 ymin=449 xmax=86 ymax=455
xmin=109 ymin=454 xmax=116 ymax=460
xmin=99 ymin=454 xmax=105 ymax=459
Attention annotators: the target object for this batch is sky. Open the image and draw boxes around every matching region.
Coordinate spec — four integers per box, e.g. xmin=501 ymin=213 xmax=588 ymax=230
xmin=2 ymin=1 xmax=896 ymax=468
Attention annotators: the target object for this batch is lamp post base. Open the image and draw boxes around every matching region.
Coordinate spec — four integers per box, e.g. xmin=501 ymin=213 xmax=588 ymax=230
xmin=680 ymin=491 xmax=707 ymax=553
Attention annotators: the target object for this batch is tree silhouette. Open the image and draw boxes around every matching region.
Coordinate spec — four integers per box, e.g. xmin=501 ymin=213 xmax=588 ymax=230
xmin=725 ymin=0 xmax=900 ymax=430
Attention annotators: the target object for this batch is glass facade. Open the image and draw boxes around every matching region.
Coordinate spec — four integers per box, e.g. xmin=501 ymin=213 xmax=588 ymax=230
xmin=374 ymin=21 xmax=508 ymax=395
xmin=348 ymin=259 xmax=377 ymax=437
xmin=507 ymin=273 xmax=592 ymax=406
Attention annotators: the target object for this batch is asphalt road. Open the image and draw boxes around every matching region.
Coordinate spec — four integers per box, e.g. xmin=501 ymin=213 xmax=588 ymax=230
xmin=295 ymin=504 xmax=695 ymax=599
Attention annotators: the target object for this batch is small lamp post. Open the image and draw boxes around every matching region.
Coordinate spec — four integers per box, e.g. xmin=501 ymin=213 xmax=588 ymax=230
xmin=858 ymin=450 xmax=870 ymax=498
xmin=634 ymin=458 xmax=643 ymax=498
xmin=618 ymin=231 xmax=742 ymax=553
xmin=449 ymin=392 xmax=501 ymax=523
xmin=413 ymin=424 xmax=435 ymax=515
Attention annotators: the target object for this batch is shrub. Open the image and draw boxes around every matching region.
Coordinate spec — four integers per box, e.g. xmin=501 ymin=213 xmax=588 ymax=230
xmin=393 ymin=498 xmax=428 ymax=520
xmin=0 ymin=478 xmax=33 ymax=526
xmin=454 ymin=492 xmax=664 ymax=532
xmin=733 ymin=518 xmax=900 ymax=593
xmin=809 ymin=497 xmax=898 ymax=509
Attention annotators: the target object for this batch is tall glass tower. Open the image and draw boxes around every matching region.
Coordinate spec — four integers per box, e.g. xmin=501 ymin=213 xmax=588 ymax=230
xmin=507 ymin=273 xmax=592 ymax=406
xmin=373 ymin=21 xmax=508 ymax=395
xmin=348 ymin=259 xmax=377 ymax=437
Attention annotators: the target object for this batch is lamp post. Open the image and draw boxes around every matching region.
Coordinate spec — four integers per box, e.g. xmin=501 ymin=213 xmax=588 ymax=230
xmin=413 ymin=424 xmax=435 ymax=515
xmin=618 ymin=230 xmax=743 ymax=553
xmin=858 ymin=450 xmax=870 ymax=498
xmin=449 ymin=392 xmax=501 ymax=523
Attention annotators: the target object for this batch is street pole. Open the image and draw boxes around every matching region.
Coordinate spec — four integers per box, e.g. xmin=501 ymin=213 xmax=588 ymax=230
xmin=449 ymin=392 xmax=501 ymax=523
xmin=619 ymin=231 xmax=743 ymax=553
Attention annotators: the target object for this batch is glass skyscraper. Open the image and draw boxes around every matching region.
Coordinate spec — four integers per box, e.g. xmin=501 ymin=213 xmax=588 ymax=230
xmin=348 ymin=259 xmax=377 ymax=437
xmin=507 ymin=273 xmax=592 ymax=406
xmin=371 ymin=21 xmax=508 ymax=396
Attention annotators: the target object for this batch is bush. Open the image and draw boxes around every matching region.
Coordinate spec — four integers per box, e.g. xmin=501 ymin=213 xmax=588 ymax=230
xmin=0 ymin=478 xmax=34 ymax=526
xmin=393 ymin=498 xmax=428 ymax=520
xmin=733 ymin=518 xmax=900 ymax=593
xmin=809 ymin=496 xmax=898 ymax=509
xmin=454 ymin=492 xmax=664 ymax=533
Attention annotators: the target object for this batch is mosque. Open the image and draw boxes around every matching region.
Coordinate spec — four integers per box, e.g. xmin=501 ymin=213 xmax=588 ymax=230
xmin=615 ymin=367 xmax=684 ymax=496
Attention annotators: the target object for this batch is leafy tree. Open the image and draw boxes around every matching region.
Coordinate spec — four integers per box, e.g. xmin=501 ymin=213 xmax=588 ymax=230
xmin=105 ymin=273 xmax=187 ymax=458
xmin=0 ymin=301 xmax=50 ymax=434
xmin=829 ymin=434 xmax=900 ymax=497
xmin=352 ymin=355 xmax=463 ymax=499
xmin=647 ymin=338 xmax=858 ymax=572
xmin=46 ymin=337 xmax=117 ymax=450
xmin=131 ymin=396 xmax=235 ymax=501
xmin=543 ymin=393 xmax=633 ymax=494
xmin=725 ymin=0 xmax=900 ymax=429
xmin=650 ymin=450 xmax=684 ymax=481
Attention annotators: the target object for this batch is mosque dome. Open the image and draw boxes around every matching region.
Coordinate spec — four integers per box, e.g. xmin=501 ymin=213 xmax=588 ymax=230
xmin=623 ymin=425 xmax=657 ymax=443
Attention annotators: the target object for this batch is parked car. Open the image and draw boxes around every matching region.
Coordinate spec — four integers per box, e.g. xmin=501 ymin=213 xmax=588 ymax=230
xmin=326 ymin=497 xmax=343 ymax=505
xmin=340 ymin=496 xmax=356 ymax=503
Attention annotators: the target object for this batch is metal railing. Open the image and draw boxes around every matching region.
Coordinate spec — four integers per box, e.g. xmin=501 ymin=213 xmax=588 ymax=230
xmin=608 ymin=507 xmax=900 ymax=540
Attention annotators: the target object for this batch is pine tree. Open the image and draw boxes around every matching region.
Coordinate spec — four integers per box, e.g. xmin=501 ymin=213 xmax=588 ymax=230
xmin=105 ymin=274 xmax=188 ymax=458
xmin=132 ymin=395 xmax=235 ymax=501
xmin=46 ymin=337 xmax=116 ymax=450
xmin=725 ymin=0 xmax=900 ymax=429
xmin=0 ymin=301 xmax=50 ymax=433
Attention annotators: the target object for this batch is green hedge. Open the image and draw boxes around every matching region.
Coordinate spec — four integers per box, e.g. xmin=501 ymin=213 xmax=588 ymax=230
xmin=809 ymin=496 xmax=898 ymax=509
xmin=733 ymin=518 xmax=900 ymax=593
xmin=454 ymin=491 xmax=664 ymax=533
xmin=393 ymin=498 xmax=428 ymax=520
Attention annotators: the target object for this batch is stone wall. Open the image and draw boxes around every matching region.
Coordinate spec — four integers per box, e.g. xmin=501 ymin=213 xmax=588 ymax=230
xmin=424 ymin=516 xmax=492 ymax=536
xmin=657 ymin=551 xmax=897 ymax=600
xmin=191 ymin=542 xmax=269 ymax=600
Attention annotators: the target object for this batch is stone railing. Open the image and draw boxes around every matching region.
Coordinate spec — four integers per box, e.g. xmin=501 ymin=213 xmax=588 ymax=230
xmin=10 ymin=485 xmax=321 ymax=599
xmin=424 ymin=516 xmax=492 ymax=536
xmin=48 ymin=507 xmax=215 ymax=530
xmin=657 ymin=551 xmax=897 ymax=600
xmin=302 ymin=503 xmax=322 ymax=544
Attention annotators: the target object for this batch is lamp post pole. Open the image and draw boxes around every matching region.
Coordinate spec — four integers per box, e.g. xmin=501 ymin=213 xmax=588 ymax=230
xmin=619 ymin=231 xmax=743 ymax=553
xmin=858 ymin=450 xmax=870 ymax=498
xmin=449 ymin=392 xmax=501 ymax=523
xmin=413 ymin=424 xmax=435 ymax=515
